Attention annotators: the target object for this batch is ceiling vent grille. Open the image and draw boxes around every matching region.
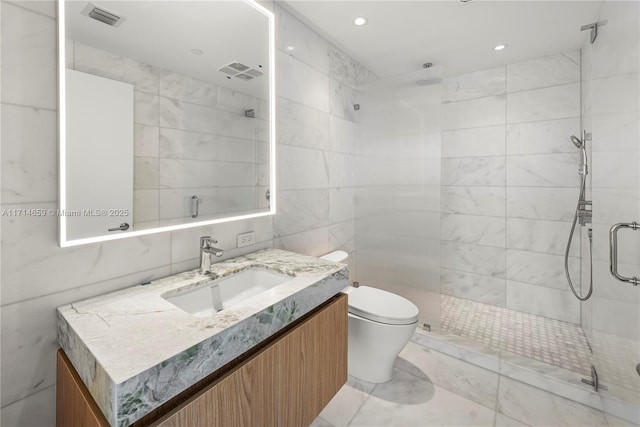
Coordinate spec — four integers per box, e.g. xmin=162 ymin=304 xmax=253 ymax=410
xmin=82 ymin=3 xmax=123 ymax=27
xmin=218 ymin=62 xmax=264 ymax=82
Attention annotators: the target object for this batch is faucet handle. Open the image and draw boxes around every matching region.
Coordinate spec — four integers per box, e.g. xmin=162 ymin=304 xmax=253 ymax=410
xmin=200 ymin=236 xmax=218 ymax=248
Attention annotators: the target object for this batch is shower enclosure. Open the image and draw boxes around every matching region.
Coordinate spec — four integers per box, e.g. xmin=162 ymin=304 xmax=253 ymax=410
xmin=353 ymin=0 xmax=639 ymax=423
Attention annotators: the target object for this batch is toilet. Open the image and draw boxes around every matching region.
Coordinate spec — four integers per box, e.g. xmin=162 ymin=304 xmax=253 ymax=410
xmin=320 ymin=251 xmax=419 ymax=383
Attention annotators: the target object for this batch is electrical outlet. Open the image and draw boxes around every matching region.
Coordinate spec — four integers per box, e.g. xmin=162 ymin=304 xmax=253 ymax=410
xmin=237 ymin=231 xmax=255 ymax=248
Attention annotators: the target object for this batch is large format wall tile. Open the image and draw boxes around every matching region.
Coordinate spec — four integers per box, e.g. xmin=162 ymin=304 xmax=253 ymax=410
xmin=441 ymin=213 xmax=505 ymax=247
xmin=442 ymin=66 xmax=505 ymax=103
xmin=506 ymin=153 xmax=580 ymax=187
xmin=277 ymin=98 xmax=330 ymax=151
xmin=441 ymin=269 xmax=506 ymax=307
xmin=507 ymin=83 xmax=580 ymax=123
xmin=507 ymin=51 xmax=580 ymax=93
xmin=506 ymin=249 xmax=580 ymax=290
xmin=506 ymin=118 xmax=580 ymax=155
xmin=442 ymin=157 xmax=505 ymax=186
xmin=506 ymin=187 xmax=577 ymax=221
xmin=441 ymin=241 xmax=506 ymax=278
xmin=442 ymin=95 xmax=506 ymax=130
xmin=441 ymin=186 xmax=505 ymax=217
xmin=274 ymin=189 xmax=329 ymax=237
xmin=277 ymin=50 xmax=330 ymax=112
xmin=1 ymin=3 xmax=57 ymax=109
xmin=441 ymin=125 xmax=505 ymax=158
xmin=506 ymin=280 xmax=580 ymax=323
xmin=277 ymin=7 xmax=330 ymax=74
xmin=506 ymin=218 xmax=578 ymax=257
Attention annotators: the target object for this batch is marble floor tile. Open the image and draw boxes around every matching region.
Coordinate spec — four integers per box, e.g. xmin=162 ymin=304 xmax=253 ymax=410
xmin=349 ymin=368 xmax=496 ymax=426
xmin=318 ymin=376 xmax=376 ymax=427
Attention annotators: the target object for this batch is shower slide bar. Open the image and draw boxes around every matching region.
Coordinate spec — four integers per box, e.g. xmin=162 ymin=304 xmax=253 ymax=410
xmin=610 ymin=222 xmax=640 ymax=286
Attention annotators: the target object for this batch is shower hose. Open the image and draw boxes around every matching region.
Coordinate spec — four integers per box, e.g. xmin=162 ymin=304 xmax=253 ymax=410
xmin=565 ymin=173 xmax=593 ymax=301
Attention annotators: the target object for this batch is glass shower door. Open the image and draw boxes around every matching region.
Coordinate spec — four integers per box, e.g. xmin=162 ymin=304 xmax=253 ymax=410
xmin=354 ymin=67 xmax=442 ymax=329
xmin=582 ymin=0 xmax=640 ymax=421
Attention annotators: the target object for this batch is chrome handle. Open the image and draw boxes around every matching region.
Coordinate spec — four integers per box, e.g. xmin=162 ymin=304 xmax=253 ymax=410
xmin=191 ymin=195 xmax=202 ymax=218
xmin=609 ymin=222 xmax=639 ymax=286
xmin=108 ymin=223 xmax=130 ymax=232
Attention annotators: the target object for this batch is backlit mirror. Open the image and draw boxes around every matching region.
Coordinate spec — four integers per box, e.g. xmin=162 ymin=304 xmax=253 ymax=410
xmin=58 ymin=0 xmax=275 ymax=247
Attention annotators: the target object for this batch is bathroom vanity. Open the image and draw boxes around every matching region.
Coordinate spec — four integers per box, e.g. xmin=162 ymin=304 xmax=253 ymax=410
xmin=56 ymin=249 xmax=349 ymax=427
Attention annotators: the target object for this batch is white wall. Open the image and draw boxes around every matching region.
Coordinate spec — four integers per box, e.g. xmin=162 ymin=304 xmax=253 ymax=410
xmin=0 ymin=1 xmax=371 ymax=425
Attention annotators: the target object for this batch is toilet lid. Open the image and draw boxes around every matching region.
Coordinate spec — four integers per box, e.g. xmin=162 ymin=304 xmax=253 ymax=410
xmin=348 ymin=286 xmax=419 ymax=325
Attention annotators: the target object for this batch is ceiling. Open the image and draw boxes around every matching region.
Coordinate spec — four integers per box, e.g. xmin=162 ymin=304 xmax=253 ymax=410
xmin=66 ymin=1 xmax=270 ymax=97
xmin=282 ymin=0 xmax=603 ymax=78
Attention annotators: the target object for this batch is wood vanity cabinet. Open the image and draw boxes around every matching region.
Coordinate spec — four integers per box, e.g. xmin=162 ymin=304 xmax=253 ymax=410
xmin=57 ymin=293 xmax=348 ymax=427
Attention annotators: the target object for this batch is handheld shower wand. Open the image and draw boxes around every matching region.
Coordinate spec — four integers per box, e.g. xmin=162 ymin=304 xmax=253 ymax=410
xmin=565 ymin=134 xmax=593 ymax=301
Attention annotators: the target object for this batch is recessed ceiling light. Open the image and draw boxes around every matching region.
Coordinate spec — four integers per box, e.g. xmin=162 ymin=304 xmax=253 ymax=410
xmin=354 ymin=17 xmax=368 ymax=26
xmin=494 ymin=44 xmax=507 ymax=51
xmin=190 ymin=48 xmax=204 ymax=55
xmin=286 ymin=46 xmax=295 ymax=51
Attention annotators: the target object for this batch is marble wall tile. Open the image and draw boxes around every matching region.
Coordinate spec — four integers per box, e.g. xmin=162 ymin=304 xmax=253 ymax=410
xmin=74 ymin=42 xmax=159 ymax=95
xmin=158 ymin=159 xmax=254 ymax=189
xmin=506 ymin=249 xmax=580 ymax=290
xmin=133 ymin=190 xmax=159 ymax=224
xmin=506 ymin=187 xmax=577 ymax=221
xmin=440 ymin=269 xmax=506 ymax=307
xmin=0 ymin=386 xmax=55 ymax=427
xmin=1 ymin=104 xmax=57 ymax=204
xmin=5 ymin=0 xmax=56 ymax=17
xmin=441 ymin=95 xmax=506 ymax=130
xmin=506 ymin=280 xmax=580 ymax=323
xmin=394 ymin=185 xmax=440 ymax=213
xmin=329 ymin=46 xmax=374 ymax=88
xmin=497 ymin=377 xmax=607 ymax=426
xmin=159 ymin=97 xmax=257 ymax=140
xmin=329 ymin=152 xmax=356 ymax=188
xmin=507 ymin=83 xmax=580 ymax=123
xmin=507 ymin=51 xmax=580 ymax=93
xmin=217 ymin=86 xmax=265 ymax=118
xmin=134 ymin=157 xmax=159 ymax=190
xmin=329 ymin=220 xmax=355 ymax=253
xmin=395 ymin=211 xmax=440 ymax=240
xmin=277 ymin=98 xmax=330 ymax=151
xmin=591 ymin=111 xmax=639 ymax=152
xmin=278 ymin=145 xmax=330 ymax=191
xmin=276 ymin=7 xmax=330 ymax=74
xmin=134 ymin=125 xmax=160 ymax=158
xmin=591 ymin=73 xmax=640 ymax=116
xmin=134 ymin=92 xmax=160 ymax=126
xmin=441 ymin=125 xmax=505 ymax=158
xmin=329 ymin=188 xmax=355 ymax=224
xmin=442 ymin=67 xmax=505 ymax=103
xmin=329 ymin=115 xmax=358 ymax=154
xmin=158 ymin=187 xmax=257 ymax=220
xmin=441 ymin=213 xmax=505 ymax=247
xmin=592 ymin=150 xmax=640 ymax=190
xmin=396 ymin=342 xmax=500 ymax=410
xmin=441 ymin=186 xmax=505 ymax=217
xmin=506 ymin=153 xmax=580 ymax=187
xmin=330 ymin=79 xmax=357 ymax=121
xmin=506 ymin=218 xmax=578 ymax=257
xmin=441 ymin=241 xmax=506 ymax=278
xmin=273 ymin=226 xmax=330 ymax=257
xmin=441 ymin=157 xmax=505 ymax=186
xmin=0 ymin=203 xmax=172 ymax=305
xmin=277 ymin=51 xmax=329 ymax=112
xmin=592 ymin=260 xmax=640 ymax=303
xmin=159 ymin=69 xmax=217 ymax=107
xmin=274 ymin=189 xmax=329 ymax=237
xmin=395 ymin=158 xmax=440 ymax=187
xmin=159 ymin=129 xmax=255 ymax=163
xmin=591 ymin=297 xmax=640 ymax=340
xmin=169 ymin=217 xmax=274 ymax=264
xmin=506 ymin=118 xmax=580 ymax=155
xmin=1 ymin=3 xmax=57 ymax=109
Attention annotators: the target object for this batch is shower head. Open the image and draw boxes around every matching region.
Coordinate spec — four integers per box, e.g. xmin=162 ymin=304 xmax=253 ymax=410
xmin=570 ymin=135 xmax=588 ymax=176
xmin=570 ymin=135 xmax=584 ymax=148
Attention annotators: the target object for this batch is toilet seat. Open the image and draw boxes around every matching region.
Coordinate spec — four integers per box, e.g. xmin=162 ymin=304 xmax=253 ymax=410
xmin=348 ymin=286 xmax=419 ymax=326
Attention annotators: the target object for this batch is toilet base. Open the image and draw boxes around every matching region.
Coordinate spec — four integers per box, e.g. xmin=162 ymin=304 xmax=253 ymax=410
xmin=347 ymin=313 xmax=417 ymax=384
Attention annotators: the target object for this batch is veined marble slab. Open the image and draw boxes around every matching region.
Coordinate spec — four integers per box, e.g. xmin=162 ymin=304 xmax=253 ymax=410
xmin=57 ymin=249 xmax=349 ymax=427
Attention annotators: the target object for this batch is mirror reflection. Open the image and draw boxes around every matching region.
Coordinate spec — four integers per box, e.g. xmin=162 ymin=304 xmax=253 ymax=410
xmin=61 ymin=0 xmax=273 ymax=244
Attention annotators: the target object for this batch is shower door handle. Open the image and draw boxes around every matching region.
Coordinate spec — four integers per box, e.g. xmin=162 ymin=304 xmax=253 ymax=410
xmin=609 ymin=222 xmax=640 ymax=286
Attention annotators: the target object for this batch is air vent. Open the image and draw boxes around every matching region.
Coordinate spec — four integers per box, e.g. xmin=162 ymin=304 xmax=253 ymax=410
xmin=218 ymin=62 xmax=265 ymax=82
xmin=82 ymin=3 xmax=123 ymax=27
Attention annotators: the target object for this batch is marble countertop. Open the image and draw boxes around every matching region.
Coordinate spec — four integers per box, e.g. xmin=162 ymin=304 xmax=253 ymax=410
xmin=57 ymin=249 xmax=349 ymax=427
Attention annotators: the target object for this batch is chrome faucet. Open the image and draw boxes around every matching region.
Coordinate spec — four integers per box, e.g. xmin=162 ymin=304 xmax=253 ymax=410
xmin=200 ymin=236 xmax=224 ymax=273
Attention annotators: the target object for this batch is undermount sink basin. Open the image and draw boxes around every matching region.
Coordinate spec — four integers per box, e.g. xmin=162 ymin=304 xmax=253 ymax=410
xmin=163 ymin=268 xmax=292 ymax=317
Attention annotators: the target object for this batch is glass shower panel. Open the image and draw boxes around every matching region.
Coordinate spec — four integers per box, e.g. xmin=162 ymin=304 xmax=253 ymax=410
xmin=582 ymin=0 xmax=640 ymax=418
xmin=354 ymin=67 xmax=442 ymax=329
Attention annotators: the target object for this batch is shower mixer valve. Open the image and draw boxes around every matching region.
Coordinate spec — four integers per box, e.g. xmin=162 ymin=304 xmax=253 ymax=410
xmin=578 ymin=200 xmax=592 ymax=226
